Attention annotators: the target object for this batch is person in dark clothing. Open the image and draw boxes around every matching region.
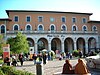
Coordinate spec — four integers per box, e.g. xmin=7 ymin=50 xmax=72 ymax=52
xmin=18 ymin=54 xmax=24 ymax=66
xmin=42 ymin=53 xmax=47 ymax=64
xmin=62 ymin=59 xmax=74 ymax=74
xmin=4 ymin=56 xmax=10 ymax=66
xmin=32 ymin=53 xmax=37 ymax=64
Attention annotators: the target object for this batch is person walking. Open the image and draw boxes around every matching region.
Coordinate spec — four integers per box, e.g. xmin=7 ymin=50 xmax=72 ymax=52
xmin=42 ymin=53 xmax=47 ymax=64
xmin=18 ymin=54 xmax=24 ymax=66
xmin=32 ymin=53 xmax=37 ymax=65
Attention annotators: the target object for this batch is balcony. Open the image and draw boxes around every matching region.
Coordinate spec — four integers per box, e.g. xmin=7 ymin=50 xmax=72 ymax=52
xmin=6 ymin=30 xmax=98 ymax=34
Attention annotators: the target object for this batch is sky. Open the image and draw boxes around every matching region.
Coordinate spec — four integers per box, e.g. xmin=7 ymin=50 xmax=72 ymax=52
xmin=0 ymin=0 xmax=100 ymax=21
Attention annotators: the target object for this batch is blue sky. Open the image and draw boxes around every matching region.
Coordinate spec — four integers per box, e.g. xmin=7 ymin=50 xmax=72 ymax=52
xmin=0 ymin=0 xmax=100 ymax=21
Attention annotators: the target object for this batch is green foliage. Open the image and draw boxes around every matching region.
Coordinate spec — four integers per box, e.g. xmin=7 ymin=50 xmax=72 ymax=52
xmin=0 ymin=70 xmax=4 ymax=75
xmin=0 ymin=66 xmax=34 ymax=75
xmin=0 ymin=34 xmax=6 ymax=56
xmin=72 ymin=50 xmax=79 ymax=57
xmin=7 ymin=32 xmax=29 ymax=54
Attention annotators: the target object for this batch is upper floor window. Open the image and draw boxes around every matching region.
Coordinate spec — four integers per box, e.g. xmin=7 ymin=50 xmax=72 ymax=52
xmin=26 ymin=16 xmax=31 ymax=22
xmin=50 ymin=17 xmax=55 ymax=22
xmin=13 ymin=24 xmax=19 ymax=30
xmin=61 ymin=24 xmax=67 ymax=31
xmin=38 ymin=24 xmax=44 ymax=31
xmin=50 ymin=24 xmax=56 ymax=31
xmin=72 ymin=17 xmax=76 ymax=23
xmin=14 ymin=16 xmax=19 ymax=22
xmin=72 ymin=25 xmax=77 ymax=31
xmin=82 ymin=25 xmax=87 ymax=31
xmin=61 ymin=16 xmax=66 ymax=23
xmin=82 ymin=18 xmax=87 ymax=23
xmin=38 ymin=16 xmax=43 ymax=22
xmin=51 ymin=25 xmax=54 ymax=31
xmin=1 ymin=25 xmax=5 ymax=33
xmin=26 ymin=24 xmax=32 ymax=30
xmin=92 ymin=25 xmax=97 ymax=31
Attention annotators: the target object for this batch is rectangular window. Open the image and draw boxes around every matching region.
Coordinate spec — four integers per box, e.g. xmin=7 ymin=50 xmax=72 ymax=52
xmin=26 ymin=16 xmax=31 ymax=22
xmin=82 ymin=18 xmax=87 ymax=23
xmin=72 ymin=17 xmax=76 ymax=23
xmin=50 ymin=17 xmax=55 ymax=22
xmin=61 ymin=17 xmax=66 ymax=22
xmin=14 ymin=16 xmax=18 ymax=22
xmin=38 ymin=16 xmax=43 ymax=22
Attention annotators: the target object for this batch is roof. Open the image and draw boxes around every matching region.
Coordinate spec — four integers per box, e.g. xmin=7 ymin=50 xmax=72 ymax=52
xmin=88 ymin=20 xmax=100 ymax=23
xmin=6 ymin=10 xmax=93 ymax=16
xmin=0 ymin=18 xmax=12 ymax=21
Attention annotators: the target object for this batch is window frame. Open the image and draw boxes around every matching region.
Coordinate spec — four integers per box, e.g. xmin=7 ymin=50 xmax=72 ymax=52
xmin=37 ymin=24 xmax=44 ymax=31
xmin=25 ymin=24 xmax=32 ymax=30
xmin=72 ymin=17 xmax=77 ymax=23
xmin=38 ymin=16 xmax=43 ymax=22
xmin=50 ymin=24 xmax=56 ymax=31
xmin=82 ymin=17 xmax=87 ymax=23
xmin=61 ymin=24 xmax=67 ymax=31
xmin=14 ymin=15 xmax=19 ymax=22
xmin=50 ymin=17 xmax=55 ymax=22
xmin=13 ymin=24 xmax=19 ymax=31
xmin=26 ymin=15 xmax=31 ymax=22
xmin=92 ymin=25 xmax=97 ymax=31
xmin=61 ymin=16 xmax=66 ymax=23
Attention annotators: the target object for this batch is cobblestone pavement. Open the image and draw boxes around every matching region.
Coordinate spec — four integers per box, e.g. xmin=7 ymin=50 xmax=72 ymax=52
xmin=16 ymin=59 xmax=100 ymax=75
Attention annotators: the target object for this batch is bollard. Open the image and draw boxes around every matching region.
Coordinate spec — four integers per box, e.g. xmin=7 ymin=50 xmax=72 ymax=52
xmin=36 ymin=63 xmax=43 ymax=75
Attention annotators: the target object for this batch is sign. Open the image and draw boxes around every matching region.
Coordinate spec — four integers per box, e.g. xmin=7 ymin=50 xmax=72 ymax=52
xmin=3 ymin=44 xmax=10 ymax=59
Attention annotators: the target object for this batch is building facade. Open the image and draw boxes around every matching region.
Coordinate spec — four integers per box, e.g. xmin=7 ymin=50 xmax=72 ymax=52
xmin=0 ymin=10 xmax=100 ymax=55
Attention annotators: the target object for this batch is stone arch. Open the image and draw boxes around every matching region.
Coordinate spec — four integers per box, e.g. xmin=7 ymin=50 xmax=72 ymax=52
xmin=88 ymin=37 xmax=96 ymax=52
xmin=37 ymin=38 xmax=48 ymax=52
xmin=51 ymin=38 xmax=61 ymax=52
xmin=77 ymin=37 xmax=85 ymax=55
xmin=64 ymin=37 xmax=74 ymax=53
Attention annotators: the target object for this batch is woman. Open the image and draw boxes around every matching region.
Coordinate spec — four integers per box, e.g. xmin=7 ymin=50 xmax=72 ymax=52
xmin=62 ymin=59 xmax=74 ymax=74
xmin=75 ymin=59 xmax=89 ymax=74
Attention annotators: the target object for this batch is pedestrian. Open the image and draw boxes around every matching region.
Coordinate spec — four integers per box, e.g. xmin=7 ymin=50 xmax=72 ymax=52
xmin=79 ymin=51 xmax=82 ymax=58
xmin=74 ymin=59 xmax=90 ymax=74
xmin=32 ymin=53 xmax=37 ymax=65
xmin=4 ymin=56 xmax=10 ymax=66
xmin=62 ymin=59 xmax=74 ymax=74
xmin=18 ymin=53 xmax=24 ymax=66
xmin=42 ymin=53 xmax=47 ymax=64
xmin=12 ymin=54 xmax=17 ymax=66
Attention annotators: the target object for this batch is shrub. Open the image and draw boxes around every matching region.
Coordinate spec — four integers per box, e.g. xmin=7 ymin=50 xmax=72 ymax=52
xmin=0 ymin=65 xmax=34 ymax=75
xmin=0 ymin=70 xmax=5 ymax=75
xmin=72 ymin=50 xmax=79 ymax=57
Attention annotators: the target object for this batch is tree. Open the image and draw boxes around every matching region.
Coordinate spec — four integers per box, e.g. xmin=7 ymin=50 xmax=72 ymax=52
xmin=0 ymin=34 xmax=6 ymax=55
xmin=7 ymin=32 xmax=29 ymax=54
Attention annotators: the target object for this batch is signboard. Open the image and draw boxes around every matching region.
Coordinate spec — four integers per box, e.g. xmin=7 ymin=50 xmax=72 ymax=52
xmin=3 ymin=44 xmax=10 ymax=59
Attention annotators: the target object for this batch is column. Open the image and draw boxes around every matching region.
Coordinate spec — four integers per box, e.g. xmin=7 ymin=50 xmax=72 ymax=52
xmin=85 ymin=42 xmax=88 ymax=54
xmin=48 ymin=43 xmax=51 ymax=51
xmin=34 ymin=43 xmax=38 ymax=54
xmin=74 ymin=41 xmax=77 ymax=50
xmin=61 ymin=42 xmax=64 ymax=52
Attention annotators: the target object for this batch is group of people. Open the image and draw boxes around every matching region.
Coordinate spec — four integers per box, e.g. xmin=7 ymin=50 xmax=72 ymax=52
xmin=4 ymin=53 xmax=24 ymax=66
xmin=32 ymin=52 xmax=47 ymax=65
xmin=62 ymin=59 xmax=90 ymax=74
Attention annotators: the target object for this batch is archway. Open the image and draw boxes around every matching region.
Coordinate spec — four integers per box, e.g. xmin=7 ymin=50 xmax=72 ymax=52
xmin=51 ymin=38 xmax=61 ymax=52
xmin=64 ymin=38 xmax=74 ymax=53
xmin=37 ymin=38 xmax=48 ymax=52
xmin=88 ymin=37 xmax=96 ymax=52
xmin=27 ymin=38 xmax=34 ymax=47
xmin=77 ymin=38 xmax=85 ymax=55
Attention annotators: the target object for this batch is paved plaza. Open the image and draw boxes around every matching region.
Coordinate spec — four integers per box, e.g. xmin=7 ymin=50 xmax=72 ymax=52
xmin=16 ymin=59 xmax=100 ymax=75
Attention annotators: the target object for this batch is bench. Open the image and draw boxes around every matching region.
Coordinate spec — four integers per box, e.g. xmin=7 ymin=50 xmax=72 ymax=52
xmin=53 ymin=72 xmax=91 ymax=75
